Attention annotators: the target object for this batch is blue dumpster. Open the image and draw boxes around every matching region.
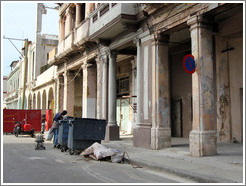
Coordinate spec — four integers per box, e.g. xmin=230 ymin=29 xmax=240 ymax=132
xmin=57 ymin=119 xmax=70 ymax=152
xmin=67 ymin=118 xmax=106 ymax=155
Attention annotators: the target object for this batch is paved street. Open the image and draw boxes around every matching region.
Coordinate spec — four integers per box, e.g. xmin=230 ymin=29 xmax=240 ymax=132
xmin=2 ymin=134 xmax=196 ymax=183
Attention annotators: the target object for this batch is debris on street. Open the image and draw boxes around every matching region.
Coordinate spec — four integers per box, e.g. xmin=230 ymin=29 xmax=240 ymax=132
xmin=80 ymin=142 xmax=124 ymax=163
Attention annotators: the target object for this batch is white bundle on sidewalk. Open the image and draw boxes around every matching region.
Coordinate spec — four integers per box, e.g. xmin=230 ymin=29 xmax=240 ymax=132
xmin=80 ymin=142 xmax=124 ymax=163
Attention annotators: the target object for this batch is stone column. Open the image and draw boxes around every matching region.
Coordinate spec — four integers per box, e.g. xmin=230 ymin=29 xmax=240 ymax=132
xmin=105 ymin=50 xmax=119 ymax=141
xmin=58 ymin=75 xmax=64 ymax=113
xmin=130 ymin=58 xmax=137 ymax=129
xmin=75 ymin=3 xmax=81 ymax=27
xmin=96 ymin=57 xmax=103 ymax=119
xmin=82 ymin=63 xmax=97 ymax=118
xmin=187 ymin=15 xmax=217 ymax=157
xmin=63 ymin=69 xmax=75 ymax=116
xmin=65 ymin=7 xmax=73 ymax=37
xmin=102 ymin=55 xmax=109 ymax=121
xmin=85 ymin=3 xmax=90 ymax=19
xmin=136 ymin=39 xmax=143 ymax=126
xmin=151 ymin=34 xmax=171 ymax=150
xmin=59 ymin=18 xmax=62 ymax=42
xmin=133 ymin=38 xmax=151 ymax=149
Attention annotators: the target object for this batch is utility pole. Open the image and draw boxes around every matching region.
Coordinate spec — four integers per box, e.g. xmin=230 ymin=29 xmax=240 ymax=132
xmin=21 ymin=39 xmax=28 ymax=109
xmin=3 ymin=36 xmax=27 ymax=109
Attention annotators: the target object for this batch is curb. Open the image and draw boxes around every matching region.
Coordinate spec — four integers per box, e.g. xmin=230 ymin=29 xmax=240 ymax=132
xmin=131 ymin=158 xmax=235 ymax=183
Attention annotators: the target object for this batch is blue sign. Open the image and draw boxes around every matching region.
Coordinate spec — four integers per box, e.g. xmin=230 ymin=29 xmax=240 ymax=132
xmin=183 ymin=54 xmax=196 ymax=74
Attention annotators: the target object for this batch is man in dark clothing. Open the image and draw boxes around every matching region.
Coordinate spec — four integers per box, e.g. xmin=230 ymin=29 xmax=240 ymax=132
xmin=49 ymin=110 xmax=67 ymax=146
xmin=50 ymin=110 xmax=67 ymax=132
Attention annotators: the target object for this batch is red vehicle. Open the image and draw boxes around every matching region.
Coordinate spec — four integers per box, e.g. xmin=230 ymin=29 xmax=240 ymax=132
xmin=13 ymin=118 xmax=35 ymax=137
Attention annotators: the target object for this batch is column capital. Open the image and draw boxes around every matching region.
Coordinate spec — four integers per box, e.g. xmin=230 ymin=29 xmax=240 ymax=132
xmin=81 ymin=63 xmax=89 ymax=70
xmin=66 ymin=6 xmax=74 ymax=16
xmin=187 ymin=15 xmax=213 ymax=31
xmin=109 ymin=50 xmax=118 ymax=58
xmin=133 ymin=37 xmax=141 ymax=46
xmin=75 ymin=3 xmax=81 ymax=7
xmin=58 ymin=74 xmax=64 ymax=80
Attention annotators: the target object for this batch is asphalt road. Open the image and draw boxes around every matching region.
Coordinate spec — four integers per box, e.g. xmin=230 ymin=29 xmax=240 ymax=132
xmin=2 ymin=134 xmax=195 ymax=183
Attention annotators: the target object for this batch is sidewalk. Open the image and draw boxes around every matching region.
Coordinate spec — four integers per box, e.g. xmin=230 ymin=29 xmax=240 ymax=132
xmin=101 ymin=135 xmax=244 ymax=183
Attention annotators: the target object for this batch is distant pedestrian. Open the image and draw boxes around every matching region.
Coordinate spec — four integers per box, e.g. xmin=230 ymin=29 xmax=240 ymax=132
xmin=41 ymin=114 xmax=46 ymax=134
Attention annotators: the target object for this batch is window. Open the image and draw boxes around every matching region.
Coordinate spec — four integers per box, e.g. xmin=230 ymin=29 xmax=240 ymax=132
xmin=117 ymin=77 xmax=129 ymax=96
xmin=100 ymin=4 xmax=109 ymax=17
xmin=81 ymin=4 xmax=86 ymax=21
xmin=93 ymin=13 xmax=98 ymax=22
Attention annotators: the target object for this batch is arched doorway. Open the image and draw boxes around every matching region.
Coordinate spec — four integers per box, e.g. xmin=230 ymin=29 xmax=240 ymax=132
xmin=28 ymin=93 xmax=32 ymax=109
xmin=48 ymin=87 xmax=54 ymax=110
xmin=37 ymin=92 xmax=41 ymax=109
xmin=42 ymin=90 xmax=46 ymax=115
xmin=33 ymin=93 xmax=36 ymax=109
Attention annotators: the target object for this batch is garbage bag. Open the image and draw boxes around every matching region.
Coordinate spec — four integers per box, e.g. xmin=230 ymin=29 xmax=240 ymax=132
xmin=80 ymin=142 xmax=124 ymax=163
xmin=46 ymin=129 xmax=54 ymax=141
xmin=111 ymin=150 xmax=124 ymax=163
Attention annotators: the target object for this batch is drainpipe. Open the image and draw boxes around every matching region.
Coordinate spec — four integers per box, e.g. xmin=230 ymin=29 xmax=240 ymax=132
xmin=21 ymin=39 xmax=28 ymax=109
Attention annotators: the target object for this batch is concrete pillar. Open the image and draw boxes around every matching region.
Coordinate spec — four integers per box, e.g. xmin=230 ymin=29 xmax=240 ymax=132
xmin=59 ymin=18 xmax=65 ymax=42
xmin=59 ymin=18 xmax=62 ymax=42
xmin=130 ymin=58 xmax=137 ymax=127
xmin=187 ymin=15 xmax=217 ymax=157
xmin=82 ymin=63 xmax=97 ymax=118
xmin=96 ymin=57 xmax=103 ymax=119
xmin=58 ymin=75 xmax=64 ymax=113
xmin=102 ymin=55 xmax=109 ymax=121
xmin=85 ymin=3 xmax=90 ymax=19
xmin=63 ymin=70 xmax=75 ymax=116
xmin=105 ymin=50 xmax=119 ymax=141
xmin=65 ymin=7 xmax=72 ymax=37
xmin=151 ymin=34 xmax=171 ymax=150
xmin=136 ymin=39 xmax=143 ymax=126
xmin=133 ymin=38 xmax=151 ymax=149
xmin=75 ymin=3 xmax=81 ymax=28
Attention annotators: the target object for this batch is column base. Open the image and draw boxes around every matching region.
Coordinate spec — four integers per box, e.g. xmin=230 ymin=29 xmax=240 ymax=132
xmin=189 ymin=130 xmax=217 ymax=157
xmin=133 ymin=125 xmax=151 ymax=149
xmin=104 ymin=125 xmax=119 ymax=141
xmin=151 ymin=127 xmax=171 ymax=150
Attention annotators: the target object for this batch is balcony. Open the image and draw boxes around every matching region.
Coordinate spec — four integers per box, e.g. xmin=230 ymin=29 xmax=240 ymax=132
xmin=35 ymin=66 xmax=57 ymax=88
xmin=74 ymin=19 xmax=90 ymax=46
xmin=89 ymin=3 xmax=142 ymax=41
xmin=57 ymin=32 xmax=75 ymax=57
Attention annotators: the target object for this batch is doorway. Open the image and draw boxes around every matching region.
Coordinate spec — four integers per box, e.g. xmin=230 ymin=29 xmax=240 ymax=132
xmin=170 ymin=50 xmax=192 ymax=138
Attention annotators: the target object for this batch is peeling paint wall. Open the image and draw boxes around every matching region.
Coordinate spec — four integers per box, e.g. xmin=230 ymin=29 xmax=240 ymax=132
xmin=141 ymin=39 xmax=153 ymax=124
xmin=216 ymin=9 xmax=243 ymax=142
xmin=74 ymin=73 xmax=83 ymax=117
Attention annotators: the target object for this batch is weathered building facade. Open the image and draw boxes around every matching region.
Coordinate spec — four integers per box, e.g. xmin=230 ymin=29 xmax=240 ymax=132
xmin=2 ymin=75 xmax=8 ymax=108
xmin=4 ymin=61 xmax=20 ymax=109
xmin=49 ymin=3 xmax=243 ymax=157
xmin=4 ymin=3 xmax=59 ymax=119
xmin=17 ymin=3 xmax=59 ymax=116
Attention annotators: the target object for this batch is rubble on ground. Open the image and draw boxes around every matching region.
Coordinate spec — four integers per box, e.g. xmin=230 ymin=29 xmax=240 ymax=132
xmin=80 ymin=142 xmax=124 ymax=163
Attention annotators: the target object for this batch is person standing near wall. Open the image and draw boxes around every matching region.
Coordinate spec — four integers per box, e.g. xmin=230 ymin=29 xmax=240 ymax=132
xmin=51 ymin=110 xmax=67 ymax=147
xmin=41 ymin=114 xmax=46 ymax=134
xmin=50 ymin=110 xmax=67 ymax=132
xmin=46 ymin=110 xmax=67 ymax=142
